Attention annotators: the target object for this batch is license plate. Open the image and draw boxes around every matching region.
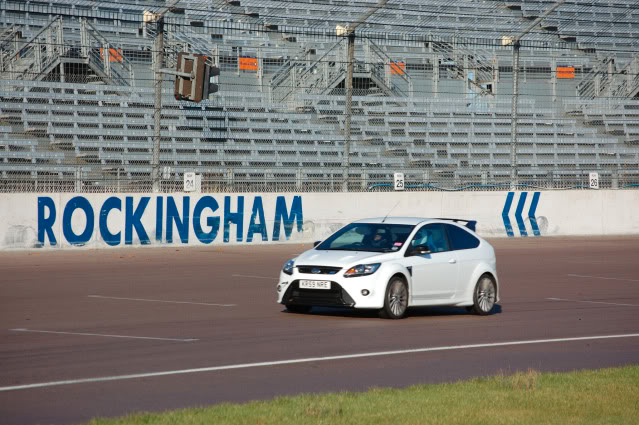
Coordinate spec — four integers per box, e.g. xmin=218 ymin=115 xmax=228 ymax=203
xmin=299 ymin=280 xmax=331 ymax=290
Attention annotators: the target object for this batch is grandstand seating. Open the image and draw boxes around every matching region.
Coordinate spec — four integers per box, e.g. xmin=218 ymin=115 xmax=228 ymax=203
xmin=1 ymin=0 xmax=639 ymax=190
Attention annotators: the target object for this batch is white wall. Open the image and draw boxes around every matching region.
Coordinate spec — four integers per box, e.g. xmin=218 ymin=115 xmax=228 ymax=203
xmin=0 ymin=190 xmax=638 ymax=250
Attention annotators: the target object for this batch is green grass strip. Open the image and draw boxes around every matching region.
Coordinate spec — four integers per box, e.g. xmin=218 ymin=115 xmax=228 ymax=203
xmin=87 ymin=365 xmax=639 ymax=425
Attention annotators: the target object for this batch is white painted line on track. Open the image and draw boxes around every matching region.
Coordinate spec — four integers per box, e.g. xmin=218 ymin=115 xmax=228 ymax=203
xmin=547 ymin=298 xmax=639 ymax=307
xmin=88 ymin=295 xmax=236 ymax=307
xmin=9 ymin=328 xmax=198 ymax=342
xmin=2 ymin=333 xmax=638 ymax=393
xmin=232 ymin=274 xmax=278 ymax=280
xmin=566 ymin=274 xmax=639 ymax=283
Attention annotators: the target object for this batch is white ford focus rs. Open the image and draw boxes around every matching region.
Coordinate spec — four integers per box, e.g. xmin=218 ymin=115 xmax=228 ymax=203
xmin=276 ymin=217 xmax=499 ymax=319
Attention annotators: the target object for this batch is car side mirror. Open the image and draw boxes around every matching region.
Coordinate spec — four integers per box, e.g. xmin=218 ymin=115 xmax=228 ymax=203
xmin=313 ymin=241 xmax=321 ymax=247
xmin=406 ymin=245 xmax=431 ymax=256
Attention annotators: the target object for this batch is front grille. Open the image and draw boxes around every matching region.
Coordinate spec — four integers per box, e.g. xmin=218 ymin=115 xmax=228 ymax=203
xmin=282 ymin=281 xmax=355 ymax=307
xmin=297 ymin=265 xmax=342 ymax=275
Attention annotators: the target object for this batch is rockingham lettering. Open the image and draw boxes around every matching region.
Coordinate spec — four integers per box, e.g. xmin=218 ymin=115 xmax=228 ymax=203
xmin=36 ymin=195 xmax=303 ymax=247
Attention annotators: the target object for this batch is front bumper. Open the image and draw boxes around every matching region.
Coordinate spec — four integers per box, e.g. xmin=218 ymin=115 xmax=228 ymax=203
xmin=280 ymin=280 xmax=356 ymax=307
xmin=277 ymin=270 xmax=386 ymax=309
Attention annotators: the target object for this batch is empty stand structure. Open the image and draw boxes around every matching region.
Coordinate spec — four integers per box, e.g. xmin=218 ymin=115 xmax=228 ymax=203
xmin=1 ymin=0 xmax=638 ymax=192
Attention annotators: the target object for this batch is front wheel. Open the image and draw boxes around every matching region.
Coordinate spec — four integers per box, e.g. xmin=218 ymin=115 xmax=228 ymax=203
xmin=379 ymin=276 xmax=408 ymax=319
xmin=471 ymin=275 xmax=497 ymax=315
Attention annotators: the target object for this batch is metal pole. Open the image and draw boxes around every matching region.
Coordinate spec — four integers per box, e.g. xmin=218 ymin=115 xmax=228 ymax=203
xmin=152 ymin=18 xmax=164 ymax=193
xmin=342 ymin=32 xmax=355 ymax=192
xmin=510 ymin=41 xmax=520 ymax=189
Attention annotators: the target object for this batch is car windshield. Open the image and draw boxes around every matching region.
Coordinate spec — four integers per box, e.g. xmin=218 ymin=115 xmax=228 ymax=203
xmin=316 ymin=223 xmax=415 ymax=253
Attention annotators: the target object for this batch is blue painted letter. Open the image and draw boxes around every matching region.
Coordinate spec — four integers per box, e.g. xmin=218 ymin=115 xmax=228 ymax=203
xmin=125 ymin=197 xmax=150 ymax=245
xmin=272 ymin=196 xmax=303 ymax=241
xmin=166 ymin=196 xmax=190 ymax=244
xmin=224 ymin=196 xmax=244 ymax=242
xmin=62 ymin=196 xmax=94 ymax=246
xmin=193 ymin=196 xmax=220 ymax=244
xmin=156 ymin=196 xmax=163 ymax=242
xmin=37 ymin=196 xmax=57 ymax=246
xmin=99 ymin=197 xmax=121 ymax=246
xmin=247 ymin=196 xmax=267 ymax=242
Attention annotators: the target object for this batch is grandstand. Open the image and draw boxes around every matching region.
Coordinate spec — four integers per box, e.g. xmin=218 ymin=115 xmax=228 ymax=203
xmin=1 ymin=0 xmax=638 ymax=192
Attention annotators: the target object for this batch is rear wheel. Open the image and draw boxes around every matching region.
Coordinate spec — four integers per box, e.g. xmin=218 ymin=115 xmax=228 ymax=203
xmin=379 ymin=276 xmax=408 ymax=319
xmin=471 ymin=275 xmax=497 ymax=315
xmin=285 ymin=304 xmax=312 ymax=314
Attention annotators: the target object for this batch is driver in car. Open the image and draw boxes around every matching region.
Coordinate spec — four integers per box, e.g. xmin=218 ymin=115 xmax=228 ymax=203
xmin=370 ymin=229 xmax=391 ymax=249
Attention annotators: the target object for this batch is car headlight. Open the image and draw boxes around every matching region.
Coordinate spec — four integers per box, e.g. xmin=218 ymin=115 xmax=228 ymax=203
xmin=344 ymin=263 xmax=380 ymax=278
xmin=282 ymin=259 xmax=295 ymax=275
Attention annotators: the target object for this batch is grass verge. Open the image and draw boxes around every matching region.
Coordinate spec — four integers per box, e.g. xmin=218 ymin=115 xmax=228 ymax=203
xmin=87 ymin=365 xmax=639 ymax=425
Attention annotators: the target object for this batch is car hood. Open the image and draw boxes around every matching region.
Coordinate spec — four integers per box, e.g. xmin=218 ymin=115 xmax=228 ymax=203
xmin=294 ymin=249 xmax=395 ymax=268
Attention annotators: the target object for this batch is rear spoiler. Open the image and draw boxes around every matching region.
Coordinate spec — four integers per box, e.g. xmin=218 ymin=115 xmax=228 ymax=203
xmin=435 ymin=218 xmax=477 ymax=232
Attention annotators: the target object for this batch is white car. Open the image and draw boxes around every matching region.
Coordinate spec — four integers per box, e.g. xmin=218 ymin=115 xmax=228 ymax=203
xmin=277 ymin=217 xmax=499 ymax=319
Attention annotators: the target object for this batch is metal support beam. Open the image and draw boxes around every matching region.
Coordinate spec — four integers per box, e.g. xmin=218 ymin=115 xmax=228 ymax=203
xmin=510 ymin=41 xmax=521 ymax=188
xmin=342 ymin=33 xmax=355 ymax=192
xmin=152 ymin=18 xmax=164 ymax=193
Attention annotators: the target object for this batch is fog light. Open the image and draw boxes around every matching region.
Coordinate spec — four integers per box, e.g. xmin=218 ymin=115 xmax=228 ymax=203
xmin=277 ymin=285 xmax=282 ymax=292
xmin=361 ymin=289 xmax=370 ymax=296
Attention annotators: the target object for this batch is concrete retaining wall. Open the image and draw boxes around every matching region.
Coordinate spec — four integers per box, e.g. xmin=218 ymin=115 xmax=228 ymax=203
xmin=0 ymin=191 xmax=637 ymax=250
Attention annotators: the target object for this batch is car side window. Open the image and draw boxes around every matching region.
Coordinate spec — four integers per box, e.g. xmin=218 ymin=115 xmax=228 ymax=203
xmin=445 ymin=224 xmax=480 ymax=250
xmin=410 ymin=223 xmax=450 ymax=253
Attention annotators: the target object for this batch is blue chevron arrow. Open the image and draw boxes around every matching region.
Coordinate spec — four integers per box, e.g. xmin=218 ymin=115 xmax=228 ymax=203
xmin=502 ymin=192 xmax=515 ymax=237
xmin=515 ymin=192 xmax=528 ymax=237
xmin=528 ymin=192 xmax=541 ymax=236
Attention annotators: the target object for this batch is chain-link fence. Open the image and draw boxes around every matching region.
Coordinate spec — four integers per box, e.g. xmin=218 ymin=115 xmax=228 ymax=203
xmin=2 ymin=1 xmax=639 ymax=193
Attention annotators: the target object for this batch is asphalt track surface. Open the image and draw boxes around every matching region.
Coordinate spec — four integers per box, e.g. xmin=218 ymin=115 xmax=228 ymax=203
xmin=1 ymin=236 xmax=639 ymax=425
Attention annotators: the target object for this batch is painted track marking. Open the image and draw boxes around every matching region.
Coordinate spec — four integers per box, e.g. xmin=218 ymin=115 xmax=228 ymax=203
xmin=547 ymin=297 xmax=639 ymax=307
xmin=2 ymin=333 xmax=639 ymax=392
xmin=232 ymin=274 xmax=278 ymax=280
xmin=88 ymin=295 xmax=236 ymax=307
xmin=9 ymin=328 xmax=198 ymax=342
xmin=566 ymin=274 xmax=639 ymax=283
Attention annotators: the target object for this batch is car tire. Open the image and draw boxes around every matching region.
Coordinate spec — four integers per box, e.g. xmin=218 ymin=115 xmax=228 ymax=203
xmin=285 ymin=304 xmax=312 ymax=314
xmin=379 ymin=276 xmax=408 ymax=319
xmin=471 ymin=274 xmax=497 ymax=315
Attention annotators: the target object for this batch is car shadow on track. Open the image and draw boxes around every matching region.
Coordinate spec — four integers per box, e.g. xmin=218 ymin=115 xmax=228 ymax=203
xmin=283 ymin=304 xmax=502 ymax=320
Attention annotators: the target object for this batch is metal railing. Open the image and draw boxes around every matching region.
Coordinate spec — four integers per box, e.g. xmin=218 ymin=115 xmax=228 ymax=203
xmin=2 ymin=167 xmax=638 ymax=193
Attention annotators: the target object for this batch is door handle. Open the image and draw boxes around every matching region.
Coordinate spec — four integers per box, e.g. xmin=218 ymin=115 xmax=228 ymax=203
xmin=448 ymin=259 xmax=457 ymax=264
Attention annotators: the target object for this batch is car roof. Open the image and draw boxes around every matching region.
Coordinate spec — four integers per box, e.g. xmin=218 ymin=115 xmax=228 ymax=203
xmin=352 ymin=217 xmax=438 ymax=225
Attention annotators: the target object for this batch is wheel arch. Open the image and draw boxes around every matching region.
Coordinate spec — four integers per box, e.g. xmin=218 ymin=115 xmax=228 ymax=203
xmin=387 ymin=270 xmax=410 ymax=298
xmin=460 ymin=263 xmax=500 ymax=304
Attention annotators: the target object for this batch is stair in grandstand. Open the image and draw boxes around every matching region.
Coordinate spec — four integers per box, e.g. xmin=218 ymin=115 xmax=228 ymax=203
xmin=0 ymin=17 xmax=66 ymax=83
xmin=270 ymin=38 xmax=412 ymax=109
xmin=270 ymin=39 xmax=346 ymax=105
xmin=0 ymin=25 xmax=23 ymax=73
xmin=427 ymin=35 xmax=496 ymax=97
xmin=365 ymin=39 xmax=413 ymax=98
xmin=0 ymin=16 xmax=135 ymax=87
xmin=578 ymin=55 xmax=639 ymax=101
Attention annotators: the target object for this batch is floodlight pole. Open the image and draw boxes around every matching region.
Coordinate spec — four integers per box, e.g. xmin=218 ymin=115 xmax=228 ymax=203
xmin=341 ymin=0 xmax=388 ymax=192
xmin=150 ymin=0 xmax=183 ymax=193
xmin=342 ymin=32 xmax=355 ymax=192
xmin=510 ymin=0 xmax=565 ymax=190
xmin=152 ymin=17 xmax=164 ymax=193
